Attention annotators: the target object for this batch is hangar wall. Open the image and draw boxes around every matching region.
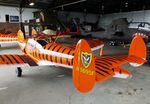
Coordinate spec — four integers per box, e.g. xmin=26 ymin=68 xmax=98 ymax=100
xmin=0 ymin=6 xmax=37 ymax=33
xmin=57 ymin=11 xmax=99 ymax=23
xmin=99 ymin=10 xmax=150 ymax=29
xmin=58 ymin=10 xmax=150 ymax=39
xmin=0 ymin=6 xmax=37 ymax=22
xmin=59 ymin=10 xmax=150 ymax=30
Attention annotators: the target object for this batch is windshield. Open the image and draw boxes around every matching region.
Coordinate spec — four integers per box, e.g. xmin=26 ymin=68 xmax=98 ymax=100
xmin=37 ymin=39 xmax=48 ymax=46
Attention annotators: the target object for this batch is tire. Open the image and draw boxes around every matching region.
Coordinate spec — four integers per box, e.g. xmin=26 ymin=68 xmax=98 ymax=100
xmin=16 ymin=67 xmax=22 ymax=77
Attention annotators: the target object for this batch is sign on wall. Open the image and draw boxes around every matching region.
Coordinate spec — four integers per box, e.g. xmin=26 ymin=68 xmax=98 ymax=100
xmin=9 ymin=15 xmax=19 ymax=23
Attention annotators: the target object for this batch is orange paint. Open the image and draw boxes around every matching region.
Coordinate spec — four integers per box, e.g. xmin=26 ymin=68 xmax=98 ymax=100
xmin=129 ymin=34 xmax=147 ymax=60
xmin=73 ymin=39 xmax=95 ymax=93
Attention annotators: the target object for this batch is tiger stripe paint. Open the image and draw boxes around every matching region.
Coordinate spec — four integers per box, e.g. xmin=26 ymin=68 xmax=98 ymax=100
xmin=0 ymin=55 xmax=26 ymax=64
xmin=0 ymin=33 xmax=147 ymax=93
xmin=0 ymin=34 xmax=18 ymax=43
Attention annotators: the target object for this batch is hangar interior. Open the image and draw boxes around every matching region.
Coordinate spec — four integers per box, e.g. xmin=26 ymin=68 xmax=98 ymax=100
xmin=0 ymin=0 xmax=150 ymax=104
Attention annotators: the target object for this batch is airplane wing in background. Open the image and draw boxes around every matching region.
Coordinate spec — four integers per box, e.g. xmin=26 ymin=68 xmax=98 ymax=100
xmin=68 ymin=39 xmax=104 ymax=51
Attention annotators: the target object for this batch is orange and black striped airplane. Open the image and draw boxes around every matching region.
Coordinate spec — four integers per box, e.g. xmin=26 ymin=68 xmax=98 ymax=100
xmin=0 ymin=29 xmax=79 ymax=48
xmin=0 ymin=30 xmax=146 ymax=93
xmin=0 ymin=33 xmax=18 ymax=47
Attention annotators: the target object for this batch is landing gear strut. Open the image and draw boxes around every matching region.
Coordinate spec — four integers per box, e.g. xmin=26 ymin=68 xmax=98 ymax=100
xmin=16 ymin=67 xmax=22 ymax=77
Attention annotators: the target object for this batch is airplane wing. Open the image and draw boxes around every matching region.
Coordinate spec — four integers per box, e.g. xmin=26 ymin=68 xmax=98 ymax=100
xmin=0 ymin=34 xmax=18 ymax=45
xmin=68 ymin=39 xmax=104 ymax=51
xmin=95 ymin=55 xmax=146 ymax=82
xmin=0 ymin=54 xmax=37 ymax=66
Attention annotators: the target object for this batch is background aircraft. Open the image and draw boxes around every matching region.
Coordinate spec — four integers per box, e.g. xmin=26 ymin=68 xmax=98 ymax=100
xmin=0 ymin=31 xmax=146 ymax=93
xmin=0 ymin=33 xmax=18 ymax=47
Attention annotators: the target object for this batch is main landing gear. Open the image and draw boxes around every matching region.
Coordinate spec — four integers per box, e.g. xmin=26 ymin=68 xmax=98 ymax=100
xmin=16 ymin=67 xmax=22 ymax=77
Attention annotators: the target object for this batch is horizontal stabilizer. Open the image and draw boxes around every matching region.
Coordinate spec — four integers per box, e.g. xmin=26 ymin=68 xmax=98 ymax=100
xmin=113 ymin=67 xmax=131 ymax=79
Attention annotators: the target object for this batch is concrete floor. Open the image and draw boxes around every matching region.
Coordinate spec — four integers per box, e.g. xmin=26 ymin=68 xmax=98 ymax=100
xmin=0 ymin=43 xmax=150 ymax=104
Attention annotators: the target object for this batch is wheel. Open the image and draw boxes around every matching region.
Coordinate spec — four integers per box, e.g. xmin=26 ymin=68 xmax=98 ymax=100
xmin=16 ymin=67 xmax=22 ymax=77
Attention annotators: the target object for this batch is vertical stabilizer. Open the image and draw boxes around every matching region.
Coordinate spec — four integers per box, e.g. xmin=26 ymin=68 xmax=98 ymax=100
xmin=73 ymin=39 xmax=95 ymax=93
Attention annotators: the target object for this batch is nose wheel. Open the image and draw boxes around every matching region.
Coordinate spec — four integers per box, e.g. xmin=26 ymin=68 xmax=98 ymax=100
xmin=16 ymin=67 xmax=22 ymax=77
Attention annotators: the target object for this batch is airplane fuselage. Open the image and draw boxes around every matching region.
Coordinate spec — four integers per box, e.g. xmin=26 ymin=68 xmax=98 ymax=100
xmin=22 ymin=39 xmax=75 ymax=68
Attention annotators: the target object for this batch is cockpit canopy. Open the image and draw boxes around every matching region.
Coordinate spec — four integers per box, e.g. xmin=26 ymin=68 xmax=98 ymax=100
xmin=37 ymin=39 xmax=48 ymax=46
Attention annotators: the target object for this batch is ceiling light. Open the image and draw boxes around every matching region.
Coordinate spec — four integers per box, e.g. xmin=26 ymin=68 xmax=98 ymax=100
xmin=29 ymin=2 xmax=35 ymax=6
xmin=125 ymin=2 xmax=128 ymax=7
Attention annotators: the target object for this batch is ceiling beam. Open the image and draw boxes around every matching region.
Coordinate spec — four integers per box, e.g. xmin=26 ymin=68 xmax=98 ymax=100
xmin=51 ymin=0 xmax=86 ymax=9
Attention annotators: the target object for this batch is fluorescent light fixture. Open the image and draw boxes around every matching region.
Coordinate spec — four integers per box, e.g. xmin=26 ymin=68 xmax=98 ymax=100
xmin=29 ymin=2 xmax=35 ymax=6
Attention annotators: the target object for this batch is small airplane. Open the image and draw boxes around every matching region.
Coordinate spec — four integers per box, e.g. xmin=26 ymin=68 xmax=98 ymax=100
xmin=0 ymin=28 xmax=82 ymax=48
xmin=0 ymin=30 xmax=146 ymax=93
xmin=0 ymin=29 xmax=37 ymax=48
xmin=0 ymin=33 xmax=18 ymax=47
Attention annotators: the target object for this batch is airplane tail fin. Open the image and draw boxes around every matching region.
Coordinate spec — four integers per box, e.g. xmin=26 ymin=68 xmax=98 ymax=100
xmin=100 ymin=47 xmax=104 ymax=56
xmin=128 ymin=33 xmax=147 ymax=67
xmin=73 ymin=39 xmax=95 ymax=93
xmin=17 ymin=30 xmax=25 ymax=42
xmin=31 ymin=28 xmax=37 ymax=37
xmin=17 ymin=30 xmax=26 ymax=52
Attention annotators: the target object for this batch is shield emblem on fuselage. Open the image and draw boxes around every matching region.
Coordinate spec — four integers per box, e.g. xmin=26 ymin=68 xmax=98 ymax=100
xmin=81 ymin=52 xmax=92 ymax=68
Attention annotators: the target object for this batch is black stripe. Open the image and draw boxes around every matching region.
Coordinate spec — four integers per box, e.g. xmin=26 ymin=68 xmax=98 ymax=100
xmin=96 ymin=63 xmax=110 ymax=70
xmin=95 ymin=60 xmax=112 ymax=65
xmin=68 ymin=59 xmax=70 ymax=66
xmin=96 ymin=66 xmax=111 ymax=75
xmin=42 ymin=54 xmax=45 ymax=60
xmin=96 ymin=61 xmax=110 ymax=67
xmin=96 ymin=71 xmax=105 ymax=76
xmin=10 ymin=55 xmax=20 ymax=64
xmin=71 ymin=59 xmax=74 ymax=65
xmin=47 ymin=44 xmax=54 ymax=50
xmin=67 ymin=49 xmax=72 ymax=55
xmin=55 ymin=56 xmax=57 ymax=63
xmin=0 ymin=55 xmax=5 ymax=63
xmin=66 ymin=58 xmax=69 ymax=65
xmin=46 ymin=54 xmax=48 ymax=60
xmin=4 ymin=55 xmax=13 ymax=64
xmin=101 ymin=58 xmax=118 ymax=63
xmin=107 ymin=57 xmax=124 ymax=61
xmin=62 ymin=48 xmax=67 ymax=53
xmin=52 ymin=45 xmax=58 ymax=51
xmin=56 ymin=46 xmax=62 ymax=52
xmin=100 ymin=59 xmax=117 ymax=64
xmin=60 ymin=57 xmax=62 ymax=64
xmin=50 ymin=55 xmax=52 ymax=61
xmin=18 ymin=56 xmax=25 ymax=62
xmin=119 ymin=69 xmax=122 ymax=74
xmin=112 ymin=68 xmax=114 ymax=72
xmin=72 ymin=53 xmax=75 ymax=56
xmin=39 ymin=53 xmax=41 ymax=59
